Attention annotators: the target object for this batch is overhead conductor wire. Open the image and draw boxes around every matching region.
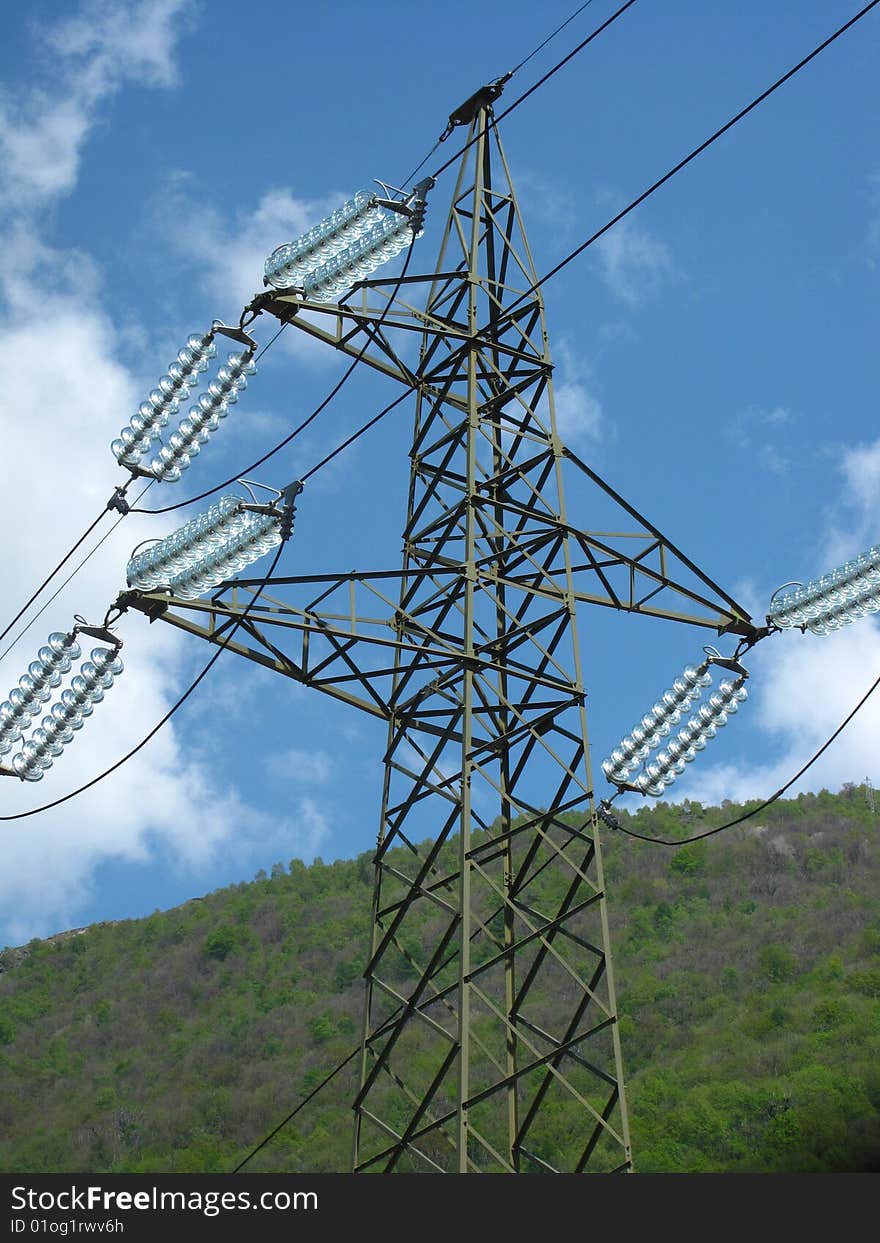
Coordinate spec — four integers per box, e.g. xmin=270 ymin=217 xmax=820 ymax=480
xmin=398 ymin=0 xmax=606 ymax=188
xmin=0 ymin=196 xmax=405 ymax=651
xmin=4 ymin=4 xmax=876 ymax=820
xmin=132 ymin=237 xmax=417 ymax=516
xmin=292 ymin=0 xmax=879 ymax=483
xmin=134 ymin=0 xmax=640 ymax=516
xmin=0 ymin=538 xmax=286 ymax=823
xmin=4 ymin=0 xmax=873 ymax=661
xmin=151 ymin=2 xmax=880 ymax=1167
xmin=0 ymin=481 xmax=154 ymax=668
xmin=429 ymin=0 xmax=639 ymax=180
xmin=0 ymin=235 xmax=418 ymax=818
xmin=232 ymin=660 xmax=880 ymax=1167
xmin=0 ymin=329 xmax=277 ymax=658
xmin=508 ymin=0 xmax=600 ymax=76
xmin=512 ymin=0 xmax=880 ymax=306
xmin=0 ymin=510 xmax=109 ymax=649
xmin=608 ymin=668 xmax=880 ymax=847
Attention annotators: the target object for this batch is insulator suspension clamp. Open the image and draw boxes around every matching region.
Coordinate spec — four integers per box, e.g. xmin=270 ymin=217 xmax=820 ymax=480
xmin=278 ymin=480 xmax=303 ymax=540
xmin=106 ymin=485 xmax=131 ymax=516
xmin=702 ymin=645 xmax=750 ymax=680
xmin=407 ymin=177 xmax=435 ymax=234
xmin=72 ymin=615 xmax=123 ymax=651
xmin=212 ymin=320 xmax=258 ymax=351
xmin=596 ymin=800 xmax=622 ymax=831
xmin=374 ymin=176 xmax=435 ymax=235
xmin=440 ymin=73 xmax=512 ymax=140
xmin=239 ymin=294 xmax=272 ymax=330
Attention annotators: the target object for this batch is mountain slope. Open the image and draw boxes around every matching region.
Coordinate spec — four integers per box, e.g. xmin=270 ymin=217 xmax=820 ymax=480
xmin=1 ymin=787 xmax=878 ymax=1172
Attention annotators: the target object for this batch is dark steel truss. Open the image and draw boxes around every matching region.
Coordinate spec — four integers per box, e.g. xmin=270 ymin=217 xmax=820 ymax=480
xmin=123 ymin=100 xmax=756 ymax=1173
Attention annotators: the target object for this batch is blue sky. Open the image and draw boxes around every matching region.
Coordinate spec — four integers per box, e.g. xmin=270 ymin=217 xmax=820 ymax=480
xmin=0 ymin=0 xmax=877 ymax=947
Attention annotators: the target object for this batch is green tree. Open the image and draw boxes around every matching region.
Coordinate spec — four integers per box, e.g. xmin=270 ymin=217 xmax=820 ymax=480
xmin=758 ymin=944 xmax=797 ymax=982
xmin=203 ymin=927 xmax=239 ymax=961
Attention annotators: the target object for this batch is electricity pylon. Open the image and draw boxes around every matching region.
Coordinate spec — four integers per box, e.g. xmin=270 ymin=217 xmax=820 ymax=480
xmin=126 ymin=88 xmax=755 ymax=1172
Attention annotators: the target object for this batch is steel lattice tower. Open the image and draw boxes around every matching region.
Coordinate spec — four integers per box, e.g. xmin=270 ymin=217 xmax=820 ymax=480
xmin=126 ymin=90 xmax=753 ymax=1172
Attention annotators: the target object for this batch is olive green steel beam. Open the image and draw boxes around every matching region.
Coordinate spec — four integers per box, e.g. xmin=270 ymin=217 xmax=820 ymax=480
xmin=123 ymin=95 xmax=764 ymax=1174
xmin=345 ymin=104 xmax=635 ymax=1173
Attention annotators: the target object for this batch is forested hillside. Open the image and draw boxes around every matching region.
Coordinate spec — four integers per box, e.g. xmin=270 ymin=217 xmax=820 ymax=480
xmin=1 ymin=787 xmax=878 ymax=1173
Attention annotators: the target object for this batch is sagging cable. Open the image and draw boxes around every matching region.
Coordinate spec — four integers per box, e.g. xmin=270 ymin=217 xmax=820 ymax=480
xmin=602 ymin=648 xmax=750 ymax=799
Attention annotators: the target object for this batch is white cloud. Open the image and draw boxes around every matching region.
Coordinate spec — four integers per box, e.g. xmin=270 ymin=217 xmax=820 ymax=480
xmin=757 ymin=444 xmax=790 ymax=477
xmin=0 ymin=0 xmax=195 ymax=212
xmin=840 ymin=437 xmax=880 ymax=530
xmin=671 ymin=622 xmax=880 ymax=808
xmin=820 ymin=436 xmax=880 ymax=566
xmin=661 ymin=433 xmax=880 ymax=809
xmin=293 ymin=797 xmax=330 ymax=859
xmin=265 ymin=747 xmax=333 ymax=784
xmin=764 ymin=406 xmax=793 ymax=426
xmin=153 ymin=178 xmax=349 ymax=365
xmin=515 ymin=170 xmax=577 ymax=235
xmin=550 ymin=340 xmax=604 ymax=447
xmin=554 ymin=379 xmax=603 ymax=445
xmin=0 ymin=1 xmax=327 ymax=947
xmin=158 ymin=181 xmax=320 ymax=311
xmin=726 ymin=405 xmax=796 ymax=474
xmin=593 ymin=217 xmax=679 ymax=308
xmin=47 ymin=0 xmax=191 ymax=88
xmin=729 ymin=577 xmax=765 ymax=623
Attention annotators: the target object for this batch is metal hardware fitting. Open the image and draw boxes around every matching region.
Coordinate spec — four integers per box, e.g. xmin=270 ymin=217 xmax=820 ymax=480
xmin=106 ymin=485 xmax=130 ymax=516
xmin=439 ymin=73 xmax=512 ymax=141
xmin=702 ymin=645 xmax=749 ymax=680
xmin=72 ymin=615 xmax=123 ymax=650
xmin=212 ymin=320 xmax=258 ymax=352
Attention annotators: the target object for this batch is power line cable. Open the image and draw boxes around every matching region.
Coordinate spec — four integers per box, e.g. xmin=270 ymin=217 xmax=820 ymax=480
xmin=0 ymin=333 xmax=283 ymax=654
xmin=6 ymin=0 xmax=597 ymax=660
xmin=0 ymin=242 xmax=395 ymax=644
xmin=0 ymin=482 xmax=155 ymax=668
xmin=430 ymin=0 xmax=640 ymax=180
xmin=233 ymin=661 xmax=880 ymax=1168
xmin=7 ymin=1 xmax=868 ymax=674
xmin=133 ymin=235 xmax=417 ymax=516
xmin=296 ymin=0 xmax=879 ymax=485
xmin=399 ymin=140 xmax=444 ymax=194
xmin=0 ymin=244 xmax=417 ymax=811
xmin=0 ymin=323 xmax=289 ymax=653
xmin=135 ymin=3 xmax=637 ymax=515
xmin=231 ymin=1044 xmax=360 ymax=1173
xmin=11 ymin=0 xmax=632 ymax=599
xmin=0 ymin=510 xmax=109 ymax=650
xmin=231 ymin=931 xmax=468 ymax=1171
xmin=509 ymin=0 xmax=599 ymax=77
xmin=299 ymin=389 xmax=411 ymax=483
xmin=0 ymin=539 xmax=285 ymax=822
xmin=399 ymin=0 xmax=605 ymax=188
xmin=608 ymin=666 xmax=880 ymax=847
xmin=0 ymin=316 xmax=291 ymax=652
xmin=506 ymin=0 xmax=880 ymax=309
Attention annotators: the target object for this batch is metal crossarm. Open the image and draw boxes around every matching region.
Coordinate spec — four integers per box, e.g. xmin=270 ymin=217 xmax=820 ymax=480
xmin=125 ymin=94 xmax=759 ymax=1173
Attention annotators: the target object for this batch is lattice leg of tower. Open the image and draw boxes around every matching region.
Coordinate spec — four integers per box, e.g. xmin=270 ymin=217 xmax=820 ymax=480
xmin=127 ymin=77 xmax=757 ymax=1179
xmin=351 ymin=105 xmax=632 ymax=1173
xmin=351 ymin=681 xmax=633 ymax=1173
